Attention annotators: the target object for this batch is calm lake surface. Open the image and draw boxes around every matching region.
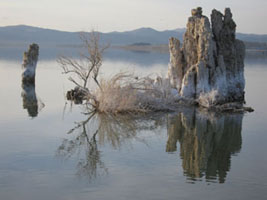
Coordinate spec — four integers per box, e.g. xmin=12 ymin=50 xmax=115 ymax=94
xmin=0 ymin=46 xmax=267 ymax=200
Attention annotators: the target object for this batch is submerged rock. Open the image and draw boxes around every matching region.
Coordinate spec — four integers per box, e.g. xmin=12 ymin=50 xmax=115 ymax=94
xmin=66 ymin=86 xmax=89 ymax=104
xmin=168 ymin=7 xmax=248 ymax=111
xmin=22 ymin=43 xmax=39 ymax=84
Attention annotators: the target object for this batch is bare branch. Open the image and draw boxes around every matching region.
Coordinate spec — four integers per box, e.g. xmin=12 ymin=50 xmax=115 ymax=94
xmin=58 ymin=30 xmax=109 ymax=90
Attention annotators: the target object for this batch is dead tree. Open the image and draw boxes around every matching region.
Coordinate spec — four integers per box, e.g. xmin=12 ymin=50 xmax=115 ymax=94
xmin=58 ymin=31 xmax=109 ymax=108
xmin=58 ymin=31 xmax=109 ymax=89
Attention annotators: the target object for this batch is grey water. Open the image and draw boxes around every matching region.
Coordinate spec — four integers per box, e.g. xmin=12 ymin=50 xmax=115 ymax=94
xmin=0 ymin=47 xmax=267 ymax=200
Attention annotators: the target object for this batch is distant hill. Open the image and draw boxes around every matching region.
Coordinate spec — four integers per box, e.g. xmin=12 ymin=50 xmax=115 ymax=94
xmin=0 ymin=25 xmax=266 ymax=46
xmin=100 ymin=27 xmax=184 ymax=45
xmin=0 ymin=25 xmax=183 ymax=46
xmin=0 ymin=25 xmax=78 ymax=45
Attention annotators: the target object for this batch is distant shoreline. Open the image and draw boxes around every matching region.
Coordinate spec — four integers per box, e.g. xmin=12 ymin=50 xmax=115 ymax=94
xmin=115 ymin=43 xmax=267 ymax=54
xmin=1 ymin=42 xmax=267 ymax=57
xmin=113 ymin=44 xmax=169 ymax=54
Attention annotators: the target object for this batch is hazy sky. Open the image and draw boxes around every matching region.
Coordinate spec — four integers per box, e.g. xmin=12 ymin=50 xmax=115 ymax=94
xmin=1 ymin=0 xmax=266 ymax=34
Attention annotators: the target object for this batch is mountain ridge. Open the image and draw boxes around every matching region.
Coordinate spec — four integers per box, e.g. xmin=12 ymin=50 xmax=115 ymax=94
xmin=0 ymin=25 xmax=266 ymax=46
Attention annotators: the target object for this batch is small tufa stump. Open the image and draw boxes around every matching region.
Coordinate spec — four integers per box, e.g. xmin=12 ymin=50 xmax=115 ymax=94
xmin=22 ymin=43 xmax=39 ymax=84
xmin=66 ymin=87 xmax=89 ymax=104
xmin=21 ymin=43 xmax=40 ymax=117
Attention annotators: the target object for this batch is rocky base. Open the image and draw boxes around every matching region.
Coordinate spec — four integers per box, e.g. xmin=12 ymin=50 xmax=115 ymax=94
xmin=66 ymin=87 xmax=89 ymax=104
xmin=201 ymin=102 xmax=254 ymax=113
xmin=176 ymin=97 xmax=253 ymax=113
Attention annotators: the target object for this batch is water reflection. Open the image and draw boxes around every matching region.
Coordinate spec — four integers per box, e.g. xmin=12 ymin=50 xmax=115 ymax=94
xmin=21 ymin=83 xmax=38 ymax=117
xmin=21 ymin=82 xmax=45 ymax=118
xmin=56 ymin=112 xmax=166 ymax=181
xmin=96 ymin=113 xmax=166 ymax=148
xmin=57 ymin=107 xmax=243 ymax=183
xmin=167 ymin=109 xmax=243 ymax=183
xmin=56 ymin=114 xmax=107 ymax=180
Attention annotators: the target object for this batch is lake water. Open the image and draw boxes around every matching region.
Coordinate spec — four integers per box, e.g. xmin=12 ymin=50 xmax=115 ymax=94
xmin=0 ymin=46 xmax=267 ymax=200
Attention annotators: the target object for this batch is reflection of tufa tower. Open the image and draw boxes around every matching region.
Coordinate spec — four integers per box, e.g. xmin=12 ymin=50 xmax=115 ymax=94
xmin=167 ymin=109 xmax=242 ymax=183
xmin=21 ymin=44 xmax=39 ymax=117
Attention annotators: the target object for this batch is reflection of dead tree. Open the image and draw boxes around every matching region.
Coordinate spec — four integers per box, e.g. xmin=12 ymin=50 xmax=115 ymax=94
xmin=56 ymin=112 xmax=167 ymax=180
xmin=96 ymin=113 xmax=165 ymax=149
xmin=56 ymin=113 xmax=108 ymax=181
xmin=76 ymin=129 xmax=108 ymax=180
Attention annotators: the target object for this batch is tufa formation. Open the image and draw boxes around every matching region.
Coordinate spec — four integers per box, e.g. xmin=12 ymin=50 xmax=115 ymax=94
xmin=21 ymin=43 xmax=41 ymax=117
xmin=168 ymin=7 xmax=246 ymax=109
xmin=22 ymin=43 xmax=39 ymax=84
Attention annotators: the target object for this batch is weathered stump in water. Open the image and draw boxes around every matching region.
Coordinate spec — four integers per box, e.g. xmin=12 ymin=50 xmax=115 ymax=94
xmin=22 ymin=43 xmax=39 ymax=84
xmin=21 ymin=43 xmax=40 ymax=117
